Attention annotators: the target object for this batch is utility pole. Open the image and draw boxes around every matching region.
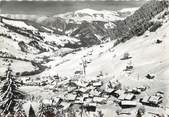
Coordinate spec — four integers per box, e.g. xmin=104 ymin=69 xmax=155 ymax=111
xmin=81 ymin=57 xmax=87 ymax=78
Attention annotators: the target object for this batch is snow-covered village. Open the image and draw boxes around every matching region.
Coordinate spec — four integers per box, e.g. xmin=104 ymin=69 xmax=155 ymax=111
xmin=0 ymin=0 xmax=169 ymax=116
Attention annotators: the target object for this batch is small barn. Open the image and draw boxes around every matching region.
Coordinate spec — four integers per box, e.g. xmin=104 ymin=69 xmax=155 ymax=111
xmin=90 ymin=89 xmax=102 ymax=97
xmin=60 ymin=102 xmax=72 ymax=111
xmin=125 ymin=94 xmax=135 ymax=100
xmin=140 ymin=96 xmax=150 ymax=104
xmin=74 ymin=96 xmax=85 ymax=104
xmin=140 ymin=95 xmax=163 ymax=107
xmin=84 ymin=97 xmax=93 ymax=104
xmin=76 ymin=87 xmax=90 ymax=94
xmin=64 ymin=93 xmax=77 ymax=101
xmin=42 ymin=99 xmax=53 ymax=106
xmin=84 ymin=103 xmax=97 ymax=112
xmin=52 ymin=97 xmax=62 ymax=106
xmin=93 ymin=80 xmax=103 ymax=87
xmin=149 ymin=96 xmax=163 ymax=106
xmin=146 ymin=74 xmax=155 ymax=79
xmin=119 ymin=101 xmax=137 ymax=108
xmin=113 ymin=90 xmax=125 ymax=98
xmin=126 ymin=88 xmax=141 ymax=94
xmin=93 ymin=97 xmax=107 ymax=104
xmin=104 ymin=88 xmax=115 ymax=95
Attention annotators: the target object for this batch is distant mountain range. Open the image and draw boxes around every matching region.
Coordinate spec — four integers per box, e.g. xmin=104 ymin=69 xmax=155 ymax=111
xmin=1 ymin=8 xmax=137 ymax=46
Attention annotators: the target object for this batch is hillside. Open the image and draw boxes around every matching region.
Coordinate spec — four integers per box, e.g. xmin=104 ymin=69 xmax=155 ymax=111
xmin=0 ymin=0 xmax=169 ymax=116
xmin=110 ymin=0 xmax=169 ymax=41
xmin=0 ymin=8 xmax=126 ymax=46
xmin=0 ymin=16 xmax=81 ymax=77
xmin=1 ymin=1 xmax=168 ymax=47
xmin=31 ymin=4 xmax=169 ymax=116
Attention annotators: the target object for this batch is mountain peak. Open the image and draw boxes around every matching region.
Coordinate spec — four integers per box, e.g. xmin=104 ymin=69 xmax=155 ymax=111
xmin=56 ymin=8 xmax=123 ymax=23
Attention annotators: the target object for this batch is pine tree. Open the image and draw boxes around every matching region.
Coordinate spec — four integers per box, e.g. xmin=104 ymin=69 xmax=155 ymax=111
xmin=14 ymin=101 xmax=26 ymax=117
xmin=0 ymin=68 xmax=25 ymax=114
xmin=136 ymin=106 xmax=145 ymax=117
xmin=29 ymin=105 xmax=36 ymax=117
xmin=37 ymin=103 xmax=55 ymax=117
xmin=37 ymin=103 xmax=46 ymax=117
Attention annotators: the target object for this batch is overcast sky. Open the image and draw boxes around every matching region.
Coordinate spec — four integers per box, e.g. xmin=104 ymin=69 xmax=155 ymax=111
xmin=0 ymin=0 xmax=147 ymax=15
xmin=0 ymin=0 xmax=149 ymax=1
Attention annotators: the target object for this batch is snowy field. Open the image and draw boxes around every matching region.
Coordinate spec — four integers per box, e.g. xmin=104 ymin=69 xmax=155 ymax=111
xmin=17 ymin=13 xmax=169 ymax=116
xmin=0 ymin=58 xmax=36 ymax=76
xmin=0 ymin=1 xmax=169 ymax=116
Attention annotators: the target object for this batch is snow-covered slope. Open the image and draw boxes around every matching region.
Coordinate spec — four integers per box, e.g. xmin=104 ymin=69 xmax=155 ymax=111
xmin=56 ymin=8 xmax=123 ymax=23
xmin=118 ymin=7 xmax=139 ymax=17
xmin=2 ymin=18 xmax=37 ymax=31
xmin=110 ymin=0 xmax=169 ymax=40
xmin=0 ymin=8 xmax=128 ymax=46
xmin=118 ymin=7 xmax=139 ymax=14
xmin=0 ymin=17 xmax=81 ymax=76
xmin=40 ymin=32 xmax=80 ymax=47
xmin=36 ymin=9 xmax=169 ymax=108
xmin=1 ymin=0 xmax=169 ymax=115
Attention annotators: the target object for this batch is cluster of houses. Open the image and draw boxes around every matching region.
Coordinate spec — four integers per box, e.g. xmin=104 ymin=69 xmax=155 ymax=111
xmin=27 ymin=77 xmax=164 ymax=113
xmin=20 ymin=75 xmax=64 ymax=86
xmin=30 ymin=79 xmax=121 ymax=112
xmin=19 ymin=56 xmax=164 ymax=115
xmin=140 ymin=91 xmax=164 ymax=107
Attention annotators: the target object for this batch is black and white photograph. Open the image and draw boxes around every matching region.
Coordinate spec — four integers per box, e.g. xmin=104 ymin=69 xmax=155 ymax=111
xmin=0 ymin=0 xmax=169 ymax=116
